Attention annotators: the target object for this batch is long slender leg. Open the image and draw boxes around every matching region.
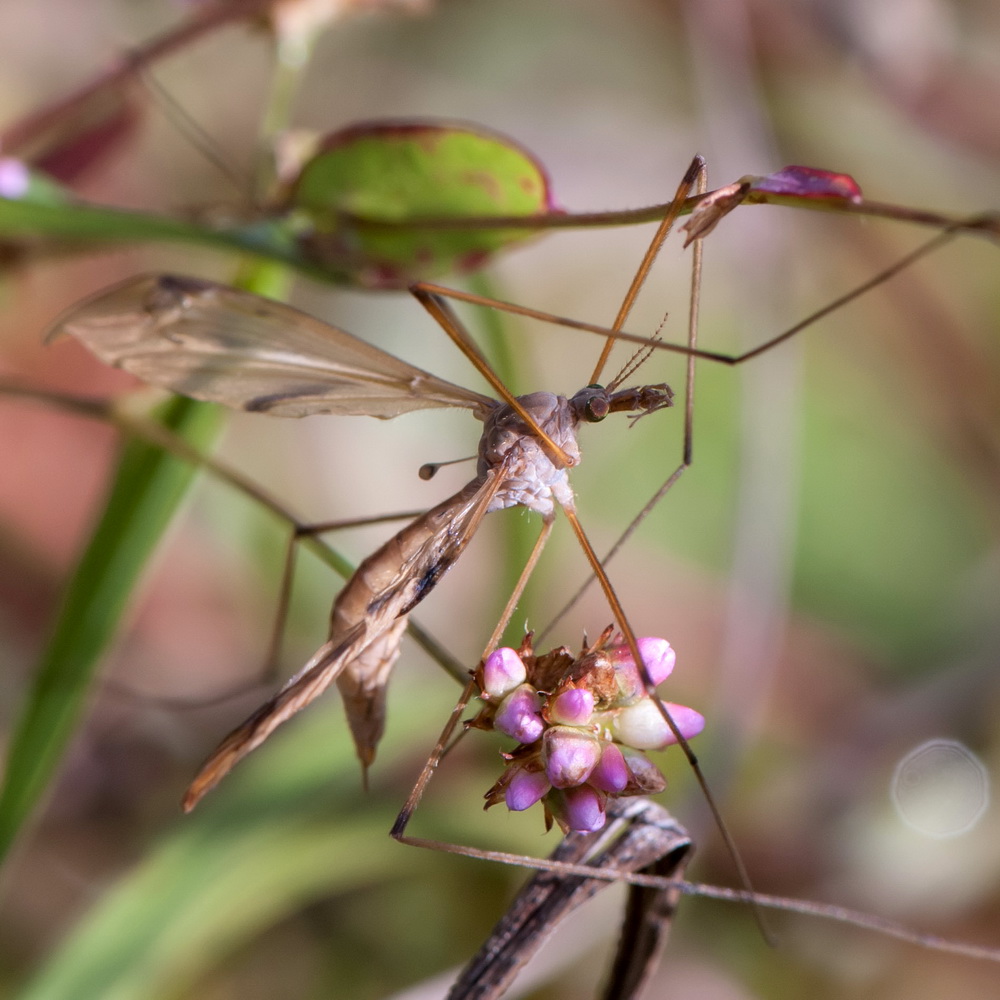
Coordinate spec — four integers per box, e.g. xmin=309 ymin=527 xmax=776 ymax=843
xmin=406 ymin=158 xmax=767 ymax=945
xmin=411 ymin=222 xmax=977 ymax=371
xmin=408 ymin=154 xmax=708 ymax=471
xmin=265 ymin=508 xmax=425 ymax=676
xmin=409 ymin=177 xmax=769 ymax=973
xmin=410 ymin=286 xmax=577 ymax=468
xmin=589 ymin=154 xmax=706 ymax=384
xmin=0 ymin=379 xmax=470 ymax=689
xmin=406 ymin=207 xmax=990 ymax=658
xmin=556 ymin=501 xmax=765 ymax=943
xmin=391 ymin=516 xmax=555 ymax=840
xmin=539 ymin=161 xmax=707 ymax=641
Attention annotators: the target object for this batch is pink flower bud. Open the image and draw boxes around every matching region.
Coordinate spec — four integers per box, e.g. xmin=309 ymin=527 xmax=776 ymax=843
xmin=635 ymin=637 xmax=676 ymax=685
xmin=560 ymin=785 xmax=607 ymax=832
xmin=611 ymin=637 xmax=676 ymax=698
xmin=548 ymin=686 xmax=595 ymax=726
xmin=505 ymin=767 xmax=550 ymax=812
xmin=494 ymin=684 xmax=544 ymax=743
xmin=610 ymin=698 xmax=704 ymax=750
xmin=542 ymin=727 xmax=601 ymax=788
xmin=589 ymin=741 xmax=628 ymax=793
xmin=482 ymin=647 xmax=527 ymax=699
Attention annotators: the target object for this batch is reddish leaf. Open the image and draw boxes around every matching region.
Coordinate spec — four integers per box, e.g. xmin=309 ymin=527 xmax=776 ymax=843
xmin=749 ymin=165 xmax=863 ymax=203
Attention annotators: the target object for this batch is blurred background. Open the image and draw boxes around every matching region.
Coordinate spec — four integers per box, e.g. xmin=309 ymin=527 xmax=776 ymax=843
xmin=1 ymin=0 xmax=999 ymax=997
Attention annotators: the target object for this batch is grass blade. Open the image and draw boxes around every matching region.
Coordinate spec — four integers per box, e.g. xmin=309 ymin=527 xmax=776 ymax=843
xmin=0 ymin=396 xmax=222 ymax=863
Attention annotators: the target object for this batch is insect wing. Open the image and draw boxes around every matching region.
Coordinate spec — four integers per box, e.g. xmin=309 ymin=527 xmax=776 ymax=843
xmin=183 ymin=466 xmax=508 ymax=810
xmin=48 ymin=274 xmax=496 ymax=419
xmin=333 ymin=468 xmax=508 ymax=768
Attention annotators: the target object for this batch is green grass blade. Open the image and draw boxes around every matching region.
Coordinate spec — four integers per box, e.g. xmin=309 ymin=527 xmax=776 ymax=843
xmin=0 ymin=396 xmax=223 ymax=862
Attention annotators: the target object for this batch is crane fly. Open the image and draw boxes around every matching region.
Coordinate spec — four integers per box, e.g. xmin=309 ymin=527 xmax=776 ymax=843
xmin=47 ymin=263 xmax=680 ymax=812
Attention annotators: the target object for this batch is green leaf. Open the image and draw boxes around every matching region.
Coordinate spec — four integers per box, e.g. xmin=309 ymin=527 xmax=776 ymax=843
xmin=289 ymin=120 xmax=556 ymax=287
xmin=0 ymin=396 xmax=223 ymax=863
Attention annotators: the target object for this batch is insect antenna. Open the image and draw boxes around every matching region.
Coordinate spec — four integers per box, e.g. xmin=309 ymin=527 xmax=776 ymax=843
xmin=604 ymin=313 xmax=668 ymax=394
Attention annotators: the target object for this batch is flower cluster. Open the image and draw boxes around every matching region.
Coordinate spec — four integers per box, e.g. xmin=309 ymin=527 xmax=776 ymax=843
xmin=469 ymin=628 xmax=704 ymax=833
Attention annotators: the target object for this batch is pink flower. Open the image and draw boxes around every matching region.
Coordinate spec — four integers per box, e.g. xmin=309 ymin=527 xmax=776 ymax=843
xmin=482 ymin=647 xmax=527 ymax=699
xmin=505 ymin=767 xmax=550 ymax=812
xmin=477 ymin=633 xmax=704 ymax=834
xmin=558 ymin=785 xmax=606 ymax=832
xmin=610 ymin=637 xmax=677 ymax=699
xmin=543 ymin=727 xmax=602 ymax=788
xmin=589 ymin=741 xmax=629 ymax=793
xmin=548 ymin=686 xmax=595 ymax=726
xmin=494 ymin=683 xmax=545 ymax=743
xmin=608 ymin=699 xmax=704 ymax=751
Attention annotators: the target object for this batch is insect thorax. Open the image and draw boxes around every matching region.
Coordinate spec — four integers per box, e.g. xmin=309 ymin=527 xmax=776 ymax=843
xmin=479 ymin=391 xmax=581 ymax=517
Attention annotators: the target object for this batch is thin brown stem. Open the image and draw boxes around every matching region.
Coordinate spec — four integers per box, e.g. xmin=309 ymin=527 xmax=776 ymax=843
xmin=1 ymin=0 xmax=275 ymax=153
xmin=346 ymin=197 xmax=1000 ymax=241
xmin=397 ymin=829 xmax=1000 ymax=964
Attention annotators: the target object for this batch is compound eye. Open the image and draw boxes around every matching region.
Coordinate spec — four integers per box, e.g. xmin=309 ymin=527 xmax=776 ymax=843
xmin=584 ymin=394 xmax=609 ymax=422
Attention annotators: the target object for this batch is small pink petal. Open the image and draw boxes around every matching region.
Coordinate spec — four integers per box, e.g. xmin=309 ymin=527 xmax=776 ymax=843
xmin=495 ymin=684 xmax=545 ymax=743
xmin=505 ymin=768 xmax=550 ymax=811
xmin=482 ymin=647 xmax=527 ymax=698
xmin=660 ymin=702 xmax=705 ymax=743
xmin=590 ymin=742 xmax=628 ymax=793
xmin=636 ymin=638 xmax=676 ymax=685
xmin=543 ymin=727 xmax=601 ymax=788
xmin=549 ymin=687 xmax=594 ymax=726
